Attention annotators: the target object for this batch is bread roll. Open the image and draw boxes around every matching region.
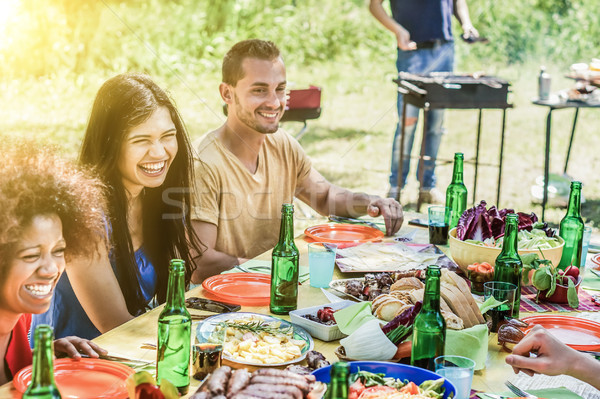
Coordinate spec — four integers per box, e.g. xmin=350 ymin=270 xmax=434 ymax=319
xmin=389 ymin=290 xmax=413 ymax=302
xmin=390 ymin=277 xmax=424 ymax=292
xmin=371 ymin=294 xmax=395 ymax=312
xmin=376 ymin=299 xmax=407 ymax=321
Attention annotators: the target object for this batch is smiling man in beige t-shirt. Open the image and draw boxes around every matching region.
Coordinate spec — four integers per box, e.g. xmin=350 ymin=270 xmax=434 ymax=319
xmin=191 ymin=39 xmax=404 ymax=283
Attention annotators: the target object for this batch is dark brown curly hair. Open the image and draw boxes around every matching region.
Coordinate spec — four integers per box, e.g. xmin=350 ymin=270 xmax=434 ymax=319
xmin=0 ymin=140 xmax=107 ymax=270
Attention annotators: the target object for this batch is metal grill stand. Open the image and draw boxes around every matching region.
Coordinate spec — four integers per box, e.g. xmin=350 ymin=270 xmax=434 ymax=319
xmin=395 ymin=73 xmax=513 ymax=211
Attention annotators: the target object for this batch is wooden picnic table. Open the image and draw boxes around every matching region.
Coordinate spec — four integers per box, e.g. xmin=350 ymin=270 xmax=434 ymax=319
xmin=0 ymin=226 xmax=582 ymax=398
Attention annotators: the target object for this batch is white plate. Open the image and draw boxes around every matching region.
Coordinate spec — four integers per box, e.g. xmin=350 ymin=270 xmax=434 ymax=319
xmin=328 ymin=278 xmax=367 ymax=302
xmin=197 ymin=312 xmax=314 ymax=367
xmin=289 ymin=300 xmax=356 ymax=341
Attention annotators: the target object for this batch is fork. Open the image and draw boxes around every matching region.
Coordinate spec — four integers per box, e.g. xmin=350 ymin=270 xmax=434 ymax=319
xmin=505 ymin=381 xmax=538 ymax=398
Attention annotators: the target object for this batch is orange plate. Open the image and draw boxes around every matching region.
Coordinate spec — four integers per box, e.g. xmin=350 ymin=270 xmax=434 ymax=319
xmin=202 ymin=273 xmax=271 ymax=306
xmin=304 ymin=223 xmax=384 ymax=244
xmin=522 ymin=315 xmax=600 ymax=351
xmin=13 ymin=358 xmax=134 ymax=398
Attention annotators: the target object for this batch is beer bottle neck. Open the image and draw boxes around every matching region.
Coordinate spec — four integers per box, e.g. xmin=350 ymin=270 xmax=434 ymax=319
xmin=278 ymin=209 xmax=295 ymax=244
xmin=501 ymin=217 xmax=519 ymax=256
xmin=422 ymin=272 xmax=441 ymax=313
xmin=566 ymin=185 xmax=582 ymax=217
xmin=165 ymin=262 xmax=186 ymax=309
xmin=31 ymin=328 xmax=56 ymax=387
xmin=451 ymin=155 xmax=464 ymax=184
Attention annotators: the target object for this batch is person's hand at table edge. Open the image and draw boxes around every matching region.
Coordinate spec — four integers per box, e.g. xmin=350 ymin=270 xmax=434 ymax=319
xmin=367 ymin=197 xmax=404 ymax=236
xmin=54 ymin=336 xmax=108 ymax=359
xmin=505 ymin=325 xmax=600 ymax=390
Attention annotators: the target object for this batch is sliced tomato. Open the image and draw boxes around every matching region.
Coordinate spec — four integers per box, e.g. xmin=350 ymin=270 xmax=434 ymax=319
xmin=348 ymin=379 xmax=365 ymax=399
xmin=359 ymin=385 xmax=397 ymax=397
xmin=399 ymin=381 xmax=419 ymax=395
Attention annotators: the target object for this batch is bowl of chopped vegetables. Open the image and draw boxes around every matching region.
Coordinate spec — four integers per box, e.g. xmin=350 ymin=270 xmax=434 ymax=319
xmin=448 ymin=201 xmax=564 ymax=273
xmin=312 ymin=361 xmax=456 ymax=399
xmin=449 ymin=228 xmax=564 ymax=273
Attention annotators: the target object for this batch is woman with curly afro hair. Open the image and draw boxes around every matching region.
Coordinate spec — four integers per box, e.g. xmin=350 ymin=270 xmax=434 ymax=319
xmin=32 ymin=73 xmax=204 ymax=340
xmin=0 ymin=141 xmax=109 ymax=385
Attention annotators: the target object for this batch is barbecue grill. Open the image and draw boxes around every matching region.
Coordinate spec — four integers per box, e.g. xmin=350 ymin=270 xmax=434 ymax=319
xmin=394 ymin=72 xmax=513 ymax=210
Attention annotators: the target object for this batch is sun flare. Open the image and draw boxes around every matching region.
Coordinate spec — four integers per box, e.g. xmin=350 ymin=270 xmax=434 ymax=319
xmin=0 ymin=0 xmax=20 ymax=33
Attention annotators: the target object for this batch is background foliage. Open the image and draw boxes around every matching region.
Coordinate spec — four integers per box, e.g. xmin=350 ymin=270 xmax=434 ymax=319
xmin=0 ymin=0 xmax=598 ymax=226
xmin=1 ymin=0 xmax=598 ymax=79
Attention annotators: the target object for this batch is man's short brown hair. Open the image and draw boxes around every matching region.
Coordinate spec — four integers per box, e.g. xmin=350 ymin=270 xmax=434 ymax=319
xmin=222 ymin=39 xmax=281 ymax=86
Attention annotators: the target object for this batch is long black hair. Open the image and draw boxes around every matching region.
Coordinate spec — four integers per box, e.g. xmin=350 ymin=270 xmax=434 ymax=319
xmin=80 ymin=73 xmax=202 ymax=315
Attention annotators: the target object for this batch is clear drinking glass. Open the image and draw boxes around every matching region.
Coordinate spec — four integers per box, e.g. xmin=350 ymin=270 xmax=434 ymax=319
xmin=581 ymin=226 xmax=593 ymax=270
xmin=483 ymin=281 xmax=517 ymax=333
xmin=308 ymin=242 xmax=338 ymax=288
xmin=428 ymin=206 xmax=451 ymax=245
xmin=193 ymin=321 xmax=226 ymax=380
xmin=434 ymin=355 xmax=475 ymax=399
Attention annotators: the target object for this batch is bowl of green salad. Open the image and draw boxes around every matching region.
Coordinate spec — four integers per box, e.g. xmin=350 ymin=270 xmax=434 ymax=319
xmin=448 ymin=201 xmax=564 ymax=273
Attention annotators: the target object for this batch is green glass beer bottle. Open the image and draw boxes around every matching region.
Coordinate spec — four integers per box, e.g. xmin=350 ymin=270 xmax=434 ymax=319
xmin=157 ymin=259 xmax=191 ymax=395
xmin=411 ymin=265 xmax=446 ymax=371
xmin=23 ymin=325 xmax=61 ymax=399
xmin=558 ymin=181 xmax=584 ymax=270
xmin=445 ymin=152 xmax=468 ymax=230
xmin=493 ymin=213 xmax=523 ymax=317
xmin=325 ymin=361 xmax=349 ymax=399
xmin=270 ymin=203 xmax=299 ymax=315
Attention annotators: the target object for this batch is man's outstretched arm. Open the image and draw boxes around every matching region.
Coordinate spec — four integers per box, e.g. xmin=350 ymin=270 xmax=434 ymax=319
xmin=295 ymin=168 xmax=403 ymax=236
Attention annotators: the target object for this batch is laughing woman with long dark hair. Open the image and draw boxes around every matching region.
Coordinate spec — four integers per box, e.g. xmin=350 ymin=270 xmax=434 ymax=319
xmin=31 ymin=73 xmax=203 ymax=339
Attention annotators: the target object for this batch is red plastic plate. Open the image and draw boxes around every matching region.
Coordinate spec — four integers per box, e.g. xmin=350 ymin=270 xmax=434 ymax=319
xmin=202 ymin=273 xmax=271 ymax=306
xmin=13 ymin=358 xmax=134 ymax=398
xmin=522 ymin=315 xmax=600 ymax=351
xmin=304 ymin=223 xmax=384 ymax=244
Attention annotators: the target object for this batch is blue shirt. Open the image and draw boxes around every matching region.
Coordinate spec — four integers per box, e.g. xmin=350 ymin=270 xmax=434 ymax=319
xmin=30 ymin=248 xmax=157 ymax=342
xmin=390 ymin=0 xmax=454 ymax=43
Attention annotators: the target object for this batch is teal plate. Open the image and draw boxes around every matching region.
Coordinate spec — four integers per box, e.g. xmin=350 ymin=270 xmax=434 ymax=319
xmin=197 ymin=312 xmax=314 ymax=367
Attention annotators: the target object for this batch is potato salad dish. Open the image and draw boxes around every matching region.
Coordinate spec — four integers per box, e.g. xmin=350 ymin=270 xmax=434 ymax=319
xmin=217 ymin=316 xmax=307 ymax=365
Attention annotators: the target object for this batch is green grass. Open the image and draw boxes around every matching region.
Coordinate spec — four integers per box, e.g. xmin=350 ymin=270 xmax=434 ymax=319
xmin=0 ymin=0 xmax=598 ymax=230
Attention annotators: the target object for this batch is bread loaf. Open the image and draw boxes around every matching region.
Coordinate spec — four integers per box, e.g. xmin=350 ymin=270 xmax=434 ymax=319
xmin=440 ymin=282 xmax=477 ymax=328
xmin=409 ymin=288 xmax=453 ymax=315
xmin=442 ymin=311 xmax=464 ymax=330
xmin=371 ymin=294 xmax=412 ymax=321
xmin=441 ymin=269 xmax=486 ymax=324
